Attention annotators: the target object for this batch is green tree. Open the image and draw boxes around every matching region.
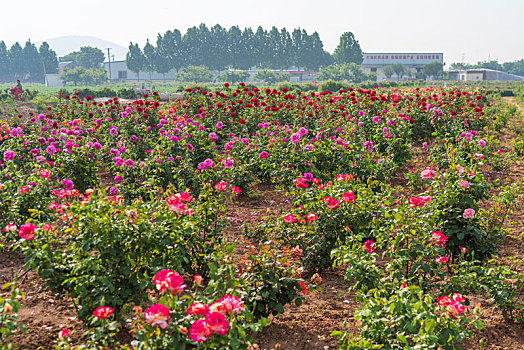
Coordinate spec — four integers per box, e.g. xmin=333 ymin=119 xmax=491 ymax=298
xmin=0 ymin=41 xmax=10 ymax=81
xmin=255 ymin=69 xmax=279 ymax=83
xmin=216 ymin=70 xmax=250 ymax=84
xmin=61 ymin=46 xmax=105 ymax=69
xmin=347 ymin=62 xmax=368 ymax=83
xmin=254 ymin=26 xmax=270 ymax=68
xmin=228 ymin=26 xmax=244 ymax=69
xmin=61 ymin=67 xmax=84 ymax=86
xmin=61 ymin=67 xmax=107 ymax=86
xmin=183 ymin=24 xmax=211 ymax=68
xmin=317 ymin=64 xmax=351 ymax=81
xmin=474 ymin=60 xmax=502 ymax=71
xmin=8 ymin=42 xmax=24 ymax=80
xmin=502 ymin=59 xmax=524 ymax=76
xmin=449 ymin=62 xmax=471 ymax=70
xmin=39 ymin=42 xmax=58 ymax=75
xmin=22 ymin=40 xmax=44 ymax=82
xmin=209 ymin=24 xmax=229 ymax=71
xmin=391 ymin=63 xmax=407 ymax=81
xmin=126 ymin=43 xmax=146 ymax=81
xmin=82 ymin=68 xmax=108 ymax=85
xmin=423 ymin=62 xmax=444 ymax=80
xmin=307 ymin=32 xmax=333 ymax=71
xmin=333 ymin=32 xmax=363 ymax=65
xmin=161 ymin=29 xmax=185 ymax=72
xmin=238 ymin=27 xmax=257 ymax=70
xmin=142 ymin=40 xmax=156 ymax=80
xmin=383 ymin=65 xmax=394 ymax=79
xmin=277 ymin=71 xmax=291 ymax=82
xmin=154 ymin=34 xmax=172 ymax=81
xmin=175 ymin=65 xmax=213 ymax=83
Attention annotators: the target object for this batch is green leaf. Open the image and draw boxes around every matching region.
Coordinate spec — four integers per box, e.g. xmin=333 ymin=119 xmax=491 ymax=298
xmin=397 ymin=334 xmax=408 ymax=343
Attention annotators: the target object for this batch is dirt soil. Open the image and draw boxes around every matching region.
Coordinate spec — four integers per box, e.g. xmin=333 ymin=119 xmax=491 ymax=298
xmin=1 ymin=98 xmax=524 ymax=350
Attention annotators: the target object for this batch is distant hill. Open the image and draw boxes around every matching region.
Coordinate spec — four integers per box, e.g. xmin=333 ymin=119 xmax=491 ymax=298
xmin=36 ymin=36 xmax=128 ymax=61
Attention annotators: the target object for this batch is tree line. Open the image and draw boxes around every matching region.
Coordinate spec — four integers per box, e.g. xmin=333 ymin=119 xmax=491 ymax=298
xmin=125 ymin=24 xmax=365 ymax=79
xmin=0 ymin=41 xmax=58 ymax=83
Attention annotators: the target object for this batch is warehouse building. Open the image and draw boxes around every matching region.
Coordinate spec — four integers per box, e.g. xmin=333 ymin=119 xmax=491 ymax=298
xmin=361 ymin=53 xmax=444 ymax=81
xmin=448 ymin=69 xmax=523 ymax=81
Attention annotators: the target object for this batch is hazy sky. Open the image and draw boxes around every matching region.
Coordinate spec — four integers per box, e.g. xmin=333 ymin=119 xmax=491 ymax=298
xmin=2 ymin=0 xmax=523 ymax=65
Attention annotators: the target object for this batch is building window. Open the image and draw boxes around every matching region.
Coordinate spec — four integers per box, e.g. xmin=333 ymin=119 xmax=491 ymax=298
xmin=118 ymin=71 xmax=127 ymax=80
xmin=371 ymin=68 xmax=377 ymax=73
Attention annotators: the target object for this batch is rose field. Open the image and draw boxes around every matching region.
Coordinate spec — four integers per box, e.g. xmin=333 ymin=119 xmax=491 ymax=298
xmin=0 ymin=83 xmax=524 ymax=349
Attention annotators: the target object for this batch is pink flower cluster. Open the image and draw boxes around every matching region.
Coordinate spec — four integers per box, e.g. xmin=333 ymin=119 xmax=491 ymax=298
xmin=188 ymin=294 xmax=244 ymax=342
xmin=408 ymin=196 xmax=432 ymax=208
xmin=463 ymin=208 xmax=475 ymax=219
xmin=153 ymin=269 xmax=186 ymax=296
xmin=430 ymin=230 xmax=448 ymax=248
xmin=144 ymin=304 xmax=170 ymax=329
xmin=166 ymin=192 xmax=193 ymax=215
xmin=420 ymin=168 xmax=436 ymax=179
xmin=437 ymin=293 xmax=466 ymax=318
xmin=18 ymin=223 xmax=36 ymax=241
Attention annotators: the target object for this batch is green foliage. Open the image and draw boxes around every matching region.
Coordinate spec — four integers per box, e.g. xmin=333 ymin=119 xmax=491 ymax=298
xmin=176 ymin=66 xmax=214 ymax=83
xmin=333 ymin=285 xmax=483 ymax=350
xmin=317 ymin=63 xmax=371 ymax=83
xmin=61 ymin=46 xmax=105 ymax=69
xmin=333 ymin=32 xmax=363 ymax=65
xmin=126 ymin=43 xmax=146 ymax=81
xmin=0 ymin=281 xmax=26 ymax=349
xmin=237 ymin=240 xmax=307 ymax=319
xmin=423 ymin=62 xmax=444 ymax=80
xmin=39 ymin=42 xmax=58 ymax=75
xmin=61 ymin=67 xmax=107 ymax=86
xmin=216 ymin=71 xmax=250 ymax=84
xmin=391 ymin=63 xmax=408 ymax=80
xmin=24 ymin=193 xmax=212 ymax=320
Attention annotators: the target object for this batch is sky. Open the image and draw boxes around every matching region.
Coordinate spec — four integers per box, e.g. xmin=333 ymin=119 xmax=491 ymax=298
xmin=2 ymin=0 xmax=523 ymax=66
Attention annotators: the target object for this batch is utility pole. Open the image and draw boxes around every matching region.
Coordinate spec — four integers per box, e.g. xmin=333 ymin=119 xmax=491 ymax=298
xmin=106 ymin=48 xmax=112 ymax=82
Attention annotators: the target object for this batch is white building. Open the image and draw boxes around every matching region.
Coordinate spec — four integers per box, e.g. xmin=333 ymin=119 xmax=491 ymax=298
xmin=448 ymin=69 xmax=524 ymax=81
xmin=361 ymin=53 xmax=444 ymax=81
xmin=103 ymin=60 xmax=178 ymax=82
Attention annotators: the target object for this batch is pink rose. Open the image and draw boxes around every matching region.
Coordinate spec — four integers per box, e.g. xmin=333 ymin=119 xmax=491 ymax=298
xmin=363 ymin=240 xmax=376 ymax=253
xmin=205 ymin=312 xmax=229 ymax=336
xmin=283 ymin=214 xmax=296 ymax=223
xmin=189 ymin=319 xmax=212 ymax=342
xmin=93 ymin=306 xmax=114 ymax=319
xmin=209 ymin=294 xmax=245 ymax=316
xmin=341 ymin=192 xmax=355 ymax=203
xmin=421 ymin=169 xmax=435 ymax=179
xmin=58 ymin=329 xmax=70 ymax=339
xmin=435 ymin=256 xmax=448 ymax=264
xmin=463 ymin=208 xmax=475 ymax=219
xmin=144 ymin=304 xmax=170 ymax=329
xmin=430 ymin=231 xmax=448 ymax=248
xmin=153 ymin=269 xmax=186 ymax=295
xmin=459 ymin=180 xmax=470 ymax=189
xmin=188 ymin=302 xmax=209 ymax=316
xmin=18 ymin=223 xmax=36 ymax=241
xmin=327 ymin=198 xmax=340 ymax=210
